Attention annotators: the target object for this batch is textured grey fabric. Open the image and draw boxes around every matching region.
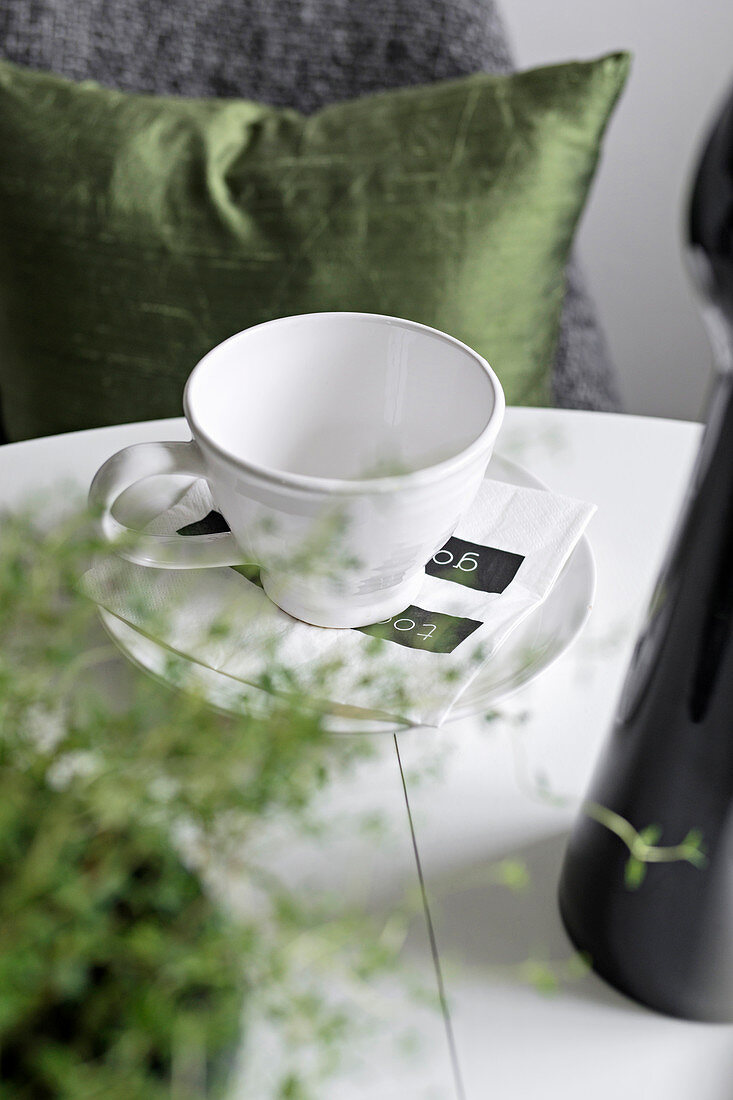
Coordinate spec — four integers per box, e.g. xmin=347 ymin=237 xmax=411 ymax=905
xmin=0 ymin=0 xmax=621 ymax=410
xmin=0 ymin=0 xmax=515 ymax=105
xmin=553 ymin=257 xmax=621 ymax=411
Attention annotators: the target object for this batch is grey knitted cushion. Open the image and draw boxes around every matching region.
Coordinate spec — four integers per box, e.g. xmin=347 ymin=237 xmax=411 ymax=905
xmin=0 ymin=0 xmax=621 ymax=410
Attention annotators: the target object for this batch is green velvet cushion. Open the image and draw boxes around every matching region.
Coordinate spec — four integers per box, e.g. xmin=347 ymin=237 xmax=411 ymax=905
xmin=0 ymin=53 xmax=629 ymax=441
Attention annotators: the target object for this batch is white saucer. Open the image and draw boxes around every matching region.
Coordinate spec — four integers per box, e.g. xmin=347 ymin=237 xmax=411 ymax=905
xmin=100 ymin=453 xmax=595 ymax=733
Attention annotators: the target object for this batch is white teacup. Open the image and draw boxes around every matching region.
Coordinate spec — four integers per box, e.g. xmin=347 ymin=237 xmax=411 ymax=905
xmin=89 ymin=313 xmax=505 ymax=628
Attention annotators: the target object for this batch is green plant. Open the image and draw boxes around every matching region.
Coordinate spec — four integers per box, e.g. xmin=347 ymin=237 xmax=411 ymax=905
xmin=0 ymin=505 xmax=393 ymax=1098
xmin=0 ymin=774 xmax=243 ymax=1099
xmin=0 ymin=494 xmax=711 ymax=1098
xmin=582 ymin=802 xmax=707 ymax=890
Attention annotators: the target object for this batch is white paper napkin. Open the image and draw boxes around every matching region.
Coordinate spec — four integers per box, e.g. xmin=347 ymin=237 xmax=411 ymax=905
xmin=85 ymin=477 xmax=595 ymax=727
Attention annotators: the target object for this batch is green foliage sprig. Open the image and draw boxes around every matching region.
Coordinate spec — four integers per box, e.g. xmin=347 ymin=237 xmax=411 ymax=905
xmin=582 ymin=801 xmax=707 ymax=890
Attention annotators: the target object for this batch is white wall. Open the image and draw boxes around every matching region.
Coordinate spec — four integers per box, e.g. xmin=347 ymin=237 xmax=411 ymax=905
xmin=502 ymin=0 xmax=733 ymax=422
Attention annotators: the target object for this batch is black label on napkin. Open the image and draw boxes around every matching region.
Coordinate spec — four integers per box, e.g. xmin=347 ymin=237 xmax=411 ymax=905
xmin=426 ymin=536 xmax=524 ymax=594
xmin=358 ymin=605 xmax=481 ymax=653
xmin=177 ymin=510 xmax=230 ymax=537
xmin=178 ymin=511 xmax=264 ymax=588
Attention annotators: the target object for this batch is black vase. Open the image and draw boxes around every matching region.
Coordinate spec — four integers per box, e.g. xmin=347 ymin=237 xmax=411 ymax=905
xmin=558 ymin=80 xmax=733 ymax=1021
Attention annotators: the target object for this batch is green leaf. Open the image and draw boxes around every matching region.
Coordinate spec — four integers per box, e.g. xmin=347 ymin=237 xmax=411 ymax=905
xmin=624 ymin=857 xmax=647 ymax=890
xmin=682 ymin=827 xmax=704 ymax=851
xmin=520 ymin=960 xmax=559 ymax=995
xmin=495 ymin=859 xmax=530 ymax=892
xmin=637 ymin=824 xmax=663 ymax=847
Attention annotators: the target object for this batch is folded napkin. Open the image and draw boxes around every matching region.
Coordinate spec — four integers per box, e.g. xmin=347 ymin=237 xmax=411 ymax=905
xmin=85 ymin=477 xmax=594 ymax=727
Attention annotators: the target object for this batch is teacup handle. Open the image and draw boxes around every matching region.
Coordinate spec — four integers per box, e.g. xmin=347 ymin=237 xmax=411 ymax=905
xmin=88 ymin=440 xmax=244 ymax=568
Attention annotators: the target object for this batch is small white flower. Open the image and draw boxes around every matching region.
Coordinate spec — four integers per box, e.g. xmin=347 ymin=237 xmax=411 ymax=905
xmin=25 ymin=703 xmax=66 ymax=753
xmin=46 ymin=750 xmax=99 ymax=791
xmin=149 ymin=775 xmax=180 ymax=802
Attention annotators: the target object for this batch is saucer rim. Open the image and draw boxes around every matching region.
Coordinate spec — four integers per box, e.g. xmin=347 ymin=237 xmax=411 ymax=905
xmin=99 ymin=451 xmax=596 ymax=732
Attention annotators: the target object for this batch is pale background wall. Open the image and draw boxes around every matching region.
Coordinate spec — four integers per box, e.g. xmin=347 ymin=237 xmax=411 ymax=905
xmin=502 ymin=0 xmax=733 ymax=422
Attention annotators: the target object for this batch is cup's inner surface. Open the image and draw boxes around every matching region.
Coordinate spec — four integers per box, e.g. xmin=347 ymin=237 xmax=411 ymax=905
xmin=186 ymin=314 xmax=496 ymax=481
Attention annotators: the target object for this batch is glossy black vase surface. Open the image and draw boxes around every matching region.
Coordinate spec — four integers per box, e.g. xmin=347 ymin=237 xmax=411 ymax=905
xmin=558 ymin=81 xmax=733 ymax=1021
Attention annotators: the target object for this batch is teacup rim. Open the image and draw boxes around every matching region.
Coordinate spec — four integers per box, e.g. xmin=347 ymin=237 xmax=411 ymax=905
xmin=183 ymin=312 xmax=505 ymax=495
